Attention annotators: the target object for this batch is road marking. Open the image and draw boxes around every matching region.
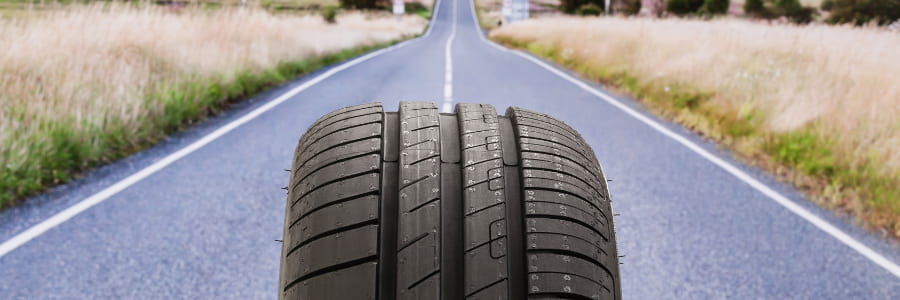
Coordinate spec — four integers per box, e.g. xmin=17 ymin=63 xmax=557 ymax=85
xmin=441 ymin=0 xmax=458 ymax=113
xmin=468 ymin=0 xmax=509 ymax=54
xmin=476 ymin=26 xmax=900 ymax=278
xmin=0 ymin=35 xmax=423 ymax=259
xmin=422 ymin=0 xmax=442 ymax=38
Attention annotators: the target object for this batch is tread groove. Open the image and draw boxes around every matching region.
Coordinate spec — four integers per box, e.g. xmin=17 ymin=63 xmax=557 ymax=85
xmin=398 ymin=232 xmax=430 ymax=252
xmin=282 ymin=255 xmax=378 ymax=292
xmin=291 ymin=170 xmax=379 ymax=207
xmin=294 ymin=136 xmax=381 ymax=172
xmin=407 ymin=197 xmax=440 ymax=213
xmin=526 ymin=249 xmax=614 ymax=281
xmin=407 ymin=154 xmax=440 ymax=166
xmin=409 ymin=124 xmax=440 ymax=132
xmin=400 ymin=175 xmax=431 ymax=190
xmin=524 ymin=187 xmax=604 ymax=216
xmin=465 ymin=278 xmax=506 ymax=298
xmin=403 ymin=138 xmax=435 ymax=149
xmin=407 ymin=269 xmax=440 ymax=290
xmin=294 ymin=151 xmax=380 ymax=185
xmin=286 ymin=219 xmax=379 ymax=257
xmin=527 ymin=214 xmax=608 ymax=241
xmin=297 ymin=121 xmax=382 ymax=154
xmin=289 ymin=191 xmax=378 ymax=227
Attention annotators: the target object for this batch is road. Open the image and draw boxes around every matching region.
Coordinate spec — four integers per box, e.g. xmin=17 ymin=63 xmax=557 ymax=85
xmin=1 ymin=0 xmax=899 ymax=298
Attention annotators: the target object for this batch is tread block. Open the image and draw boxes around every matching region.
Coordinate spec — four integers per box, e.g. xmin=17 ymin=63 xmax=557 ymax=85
xmin=458 ymin=103 xmax=510 ymax=300
xmin=524 ymin=189 xmax=609 ymax=226
xmin=284 ymin=225 xmax=378 ymax=280
xmin=527 ymin=253 xmax=614 ymax=291
xmin=465 ymin=242 xmax=509 ymax=296
xmin=526 ymin=232 xmax=609 ymax=265
xmin=528 ymin=272 xmax=612 ymax=300
xmin=297 ymin=122 xmax=383 ymax=164
xmin=292 ymin=154 xmax=380 ymax=198
xmin=287 ymin=196 xmax=378 ymax=252
xmin=525 ymin=201 xmax=609 ymax=239
xmin=526 ymin=217 xmax=607 ymax=245
xmin=291 ymin=172 xmax=378 ymax=215
xmin=295 ymin=138 xmax=381 ymax=181
xmin=283 ymin=261 xmax=377 ymax=300
xmin=397 ymin=101 xmax=442 ymax=300
xmin=297 ymin=112 xmax=383 ymax=153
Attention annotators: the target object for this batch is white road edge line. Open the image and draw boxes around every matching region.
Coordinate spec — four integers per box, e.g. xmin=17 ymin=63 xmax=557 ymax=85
xmin=422 ymin=0 xmax=442 ymax=38
xmin=0 ymin=13 xmax=439 ymax=258
xmin=441 ymin=0 xmax=457 ymax=113
xmin=472 ymin=20 xmax=900 ymax=278
xmin=468 ymin=0 xmax=509 ymax=53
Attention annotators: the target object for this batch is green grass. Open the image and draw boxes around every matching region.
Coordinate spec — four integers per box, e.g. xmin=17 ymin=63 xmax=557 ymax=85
xmin=493 ymin=35 xmax=900 ymax=237
xmin=0 ymin=40 xmax=400 ymax=207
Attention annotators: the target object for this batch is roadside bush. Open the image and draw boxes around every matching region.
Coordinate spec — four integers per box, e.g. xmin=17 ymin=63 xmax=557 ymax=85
xmin=666 ymin=0 xmax=704 ymax=15
xmin=405 ymin=1 xmax=428 ymax=12
xmin=744 ymin=0 xmax=817 ymax=24
xmin=339 ymin=0 xmax=379 ymax=9
xmin=783 ymin=2 xmax=817 ymax=24
xmin=576 ymin=3 xmax=604 ymax=15
xmin=822 ymin=0 xmax=900 ymax=25
xmin=322 ymin=5 xmax=338 ymax=23
xmin=744 ymin=0 xmax=772 ymax=18
xmin=561 ymin=0 xmax=605 ymax=14
xmin=700 ymin=0 xmax=729 ymax=14
xmin=619 ymin=0 xmax=642 ymax=15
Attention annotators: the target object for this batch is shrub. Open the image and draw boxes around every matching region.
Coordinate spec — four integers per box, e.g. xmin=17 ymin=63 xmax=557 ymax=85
xmin=700 ymin=0 xmax=729 ymax=14
xmin=744 ymin=0 xmax=771 ymax=17
xmin=745 ymin=0 xmax=818 ymax=24
xmin=620 ymin=0 xmax=642 ymax=15
xmin=666 ymin=0 xmax=704 ymax=15
xmin=405 ymin=1 xmax=428 ymax=12
xmin=822 ymin=0 xmax=900 ymax=25
xmin=561 ymin=0 xmax=605 ymax=14
xmin=576 ymin=3 xmax=604 ymax=15
xmin=783 ymin=3 xmax=817 ymax=24
xmin=322 ymin=5 xmax=338 ymax=23
xmin=339 ymin=0 xmax=379 ymax=9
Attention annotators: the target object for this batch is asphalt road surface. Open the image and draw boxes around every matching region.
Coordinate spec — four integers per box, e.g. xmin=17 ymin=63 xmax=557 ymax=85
xmin=1 ymin=0 xmax=898 ymax=298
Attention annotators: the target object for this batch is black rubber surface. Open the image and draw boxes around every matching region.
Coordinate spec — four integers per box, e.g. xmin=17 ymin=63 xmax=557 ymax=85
xmin=279 ymin=102 xmax=621 ymax=300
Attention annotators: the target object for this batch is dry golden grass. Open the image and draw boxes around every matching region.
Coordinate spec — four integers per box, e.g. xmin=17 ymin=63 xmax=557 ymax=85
xmin=492 ymin=16 xmax=900 ymax=234
xmin=493 ymin=16 xmax=900 ymax=175
xmin=0 ymin=3 xmax=424 ymax=202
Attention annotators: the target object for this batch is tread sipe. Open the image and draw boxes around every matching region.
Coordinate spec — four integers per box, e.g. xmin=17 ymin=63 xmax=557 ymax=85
xmin=279 ymin=102 xmax=621 ymax=300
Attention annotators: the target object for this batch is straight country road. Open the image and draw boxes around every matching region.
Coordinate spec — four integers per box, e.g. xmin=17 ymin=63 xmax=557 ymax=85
xmin=1 ymin=0 xmax=898 ymax=298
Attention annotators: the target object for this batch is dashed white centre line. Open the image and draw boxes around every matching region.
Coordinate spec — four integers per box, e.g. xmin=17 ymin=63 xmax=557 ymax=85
xmin=441 ymin=0 xmax=458 ymax=113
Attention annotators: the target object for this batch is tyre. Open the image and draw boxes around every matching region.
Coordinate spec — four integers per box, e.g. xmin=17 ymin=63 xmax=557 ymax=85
xmin=278 ymin=102 xmax=621 ymax=300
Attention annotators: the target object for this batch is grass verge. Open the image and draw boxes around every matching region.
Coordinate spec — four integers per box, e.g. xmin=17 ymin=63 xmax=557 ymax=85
xmin=0 ymin=4 xmax=425 ymax=207
xmin=491 ymin=24 xmax=900 ymax=239
xmin=0 ymin=41 xmax=402 ymax=207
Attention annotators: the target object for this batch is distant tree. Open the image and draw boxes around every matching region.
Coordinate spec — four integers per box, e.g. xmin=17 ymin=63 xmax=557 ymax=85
xmin=576 ymin=3 xmax=605 ymax=15
xmin=561 ymin=0 xmax=606 ymax=14
xmin=744 ymin=0 xmax=818 ymax=24
xmin=822 ymin=0 xmax=900 ymax=25
xmin=744 ymin=0 xmax=770 ymax=17
xmin=665 ymin=0 xmax=705 ymax=15
xmin=700 ymin=0 xmax=729 ymax=15
xmin=779 ymin=0 xmax=818 ymax=23
xmin=338 ymin=0 xmax=380 ymax=9
xmin=618 ymin=0 xmax=643 ymax=15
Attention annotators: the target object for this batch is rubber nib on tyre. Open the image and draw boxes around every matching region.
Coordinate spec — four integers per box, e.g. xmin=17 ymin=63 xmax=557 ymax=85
xmin=278 ymin=102 xmax=621 ymax=300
